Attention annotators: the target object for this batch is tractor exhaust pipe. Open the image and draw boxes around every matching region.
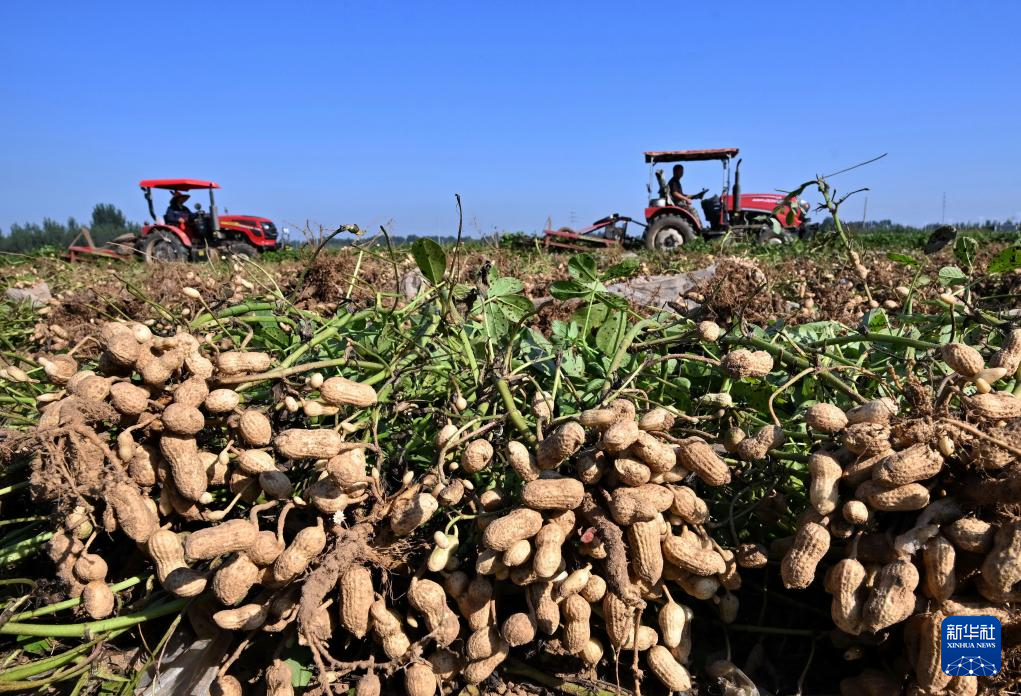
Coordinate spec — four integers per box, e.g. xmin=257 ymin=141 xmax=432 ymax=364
xmin=209 ymin=188 xmax=221 ymax=236
xmin=732 ymin=159 xmax=742 ymax=213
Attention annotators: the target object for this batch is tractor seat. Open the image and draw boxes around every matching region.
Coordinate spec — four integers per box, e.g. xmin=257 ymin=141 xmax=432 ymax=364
xmin=701 ymin=195 xmax=723 ymax=226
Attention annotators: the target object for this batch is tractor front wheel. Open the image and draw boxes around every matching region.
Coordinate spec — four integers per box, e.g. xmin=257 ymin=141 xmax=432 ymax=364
xmin=645 ymin=215 xmax=696 ymax=252
xmin=224 ymin=241 xmax=258 ymax=260
xmin=142 ymin=232 xmax=187 ymax=264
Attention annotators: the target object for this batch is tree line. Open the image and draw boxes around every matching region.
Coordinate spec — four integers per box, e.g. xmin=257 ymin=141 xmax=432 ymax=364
xmin=0 ymin=204 xmax=139 ymax=254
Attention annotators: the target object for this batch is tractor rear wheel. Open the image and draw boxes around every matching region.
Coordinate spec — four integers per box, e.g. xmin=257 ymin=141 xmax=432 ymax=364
xmin=645 ymin=215 xmax=696 ymax=251
xmin=224 ymin=241 xmax=258 ymax=260
xmin=142 ymin=231 xmax=187 ymax=264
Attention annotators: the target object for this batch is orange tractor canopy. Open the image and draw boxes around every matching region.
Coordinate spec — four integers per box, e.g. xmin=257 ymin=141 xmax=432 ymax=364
xmin=137 ymin=179 xmax=279 ymax=263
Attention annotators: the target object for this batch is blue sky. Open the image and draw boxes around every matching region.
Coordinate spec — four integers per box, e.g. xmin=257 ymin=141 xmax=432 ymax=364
xmin=1 ymin=1 xmax=1019 ymax=236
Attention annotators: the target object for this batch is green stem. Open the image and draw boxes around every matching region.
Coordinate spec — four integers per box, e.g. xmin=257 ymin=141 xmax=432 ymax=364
xmin=494 ymin=377 xmax=534 ymax=443
xmin=0 ymin=633 xmax=112 ymax=682
xmin=724 ymin=334 xmax=864 ymax=403
xmin=0 ymin=531 xmax=53 ymax=564
xmin=189 ymin=302 xmax=277 ymax=328
xmin=0 ymin=660 xmax=96 ymax=692
xmin=0 ymin=481 xmax=28 ymax=497
xmin=0 ymin=597 xmax=188 ymax=637
xmin=807 ymin=332 xmax=939 ymax=351
xmin=10 ymin=576 xmax=146 ymax=621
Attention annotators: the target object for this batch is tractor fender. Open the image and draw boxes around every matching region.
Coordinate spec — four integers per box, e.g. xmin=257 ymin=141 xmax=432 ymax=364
xmin=644 ymin=206 xmax=702 ymax=232
xmin=140 ymin=224 xmax=192 ymax=247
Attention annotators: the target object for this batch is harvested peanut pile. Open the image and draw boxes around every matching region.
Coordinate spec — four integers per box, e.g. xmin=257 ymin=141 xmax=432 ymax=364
xmin=786 ymin=339 xmax=1021 ymax=695
xmin=3 ymin=316 xmax=786 ymax=695
xmin=3 ymin=242 xmax=1021 ymax=695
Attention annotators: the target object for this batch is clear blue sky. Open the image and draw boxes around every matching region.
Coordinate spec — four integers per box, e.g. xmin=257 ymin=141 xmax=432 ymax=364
xmin=2 ymin=1 xmax=1019 ymax=236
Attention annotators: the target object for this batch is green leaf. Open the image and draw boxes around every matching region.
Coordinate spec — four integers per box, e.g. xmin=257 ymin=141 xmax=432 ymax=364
xmin=451 ymin=283 xmax=474 ymax=299
xmin=495 ymin=294 xmax=532 ymax=322
xmin=560 ymin=348 xmax=585 ymax=377
xmin=595 ymin=310 xmax=628 ymax=358
xmin=487 ymin=276 xmax=524 ymax=297
xmin=572 ymin=303 xmax=609 ymax=328
xmin=887 ymin=252 xmax=920 ymax=267
xmin=937 ymin=265 xmax=968 ymax=287
xmin=410 ymin=238 xmax=446 ymax=285
xmin=602 ymin=257 xmax=640 ymax=281
xmin=954 ymin=235 xmax=979 ymax=271
xmin=988 ymin=245 xmax=1021 ymax=274
xmin=484 ymin=306 xmax=509 ymax=340
xmin=567 ymin=254 xmax=599 ymax=283
xmin=550 ymin=320 xmax=576 ymax=345
xmin=550 ymin=280 xmax=589 ymax=300
xmin=861 ymin=308 xmax=890 ymax=333
xmin=596 ymin=291 xmax=630 ymax=310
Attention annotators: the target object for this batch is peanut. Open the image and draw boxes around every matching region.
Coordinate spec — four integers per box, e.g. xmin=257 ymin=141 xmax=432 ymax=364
xmin=560 ymin=593 xmax=591 ymax=653
xmin=212 ymin=553 xmax=260 ymax=605
xmin=273 ymin=428 xmax=344 ymax=459
xmin=270 ymin=520 xmax=326 ymax=585
xmin=825 ymin=557 xmax=866 ymax=635
xmin=390 ymin=492 xmax=439 ymax=536
xmin=82 ymin=580 xmax=115 ymax=619
xmin=237 ymin=409 xmax=273 ymax=446
xmin=721 ymin=348 xmax=773 ymax=378
xmin=535 ymin=421 xmax=585 ymax=469
xmin=521 ymin=475 xmax=584 ymax=511
xmin=806 ymin=403 xmax=848 ymax=433
xmin=460 ymin=439 xmax=494 ymax=473
xmin=147 ymin=529 xmax=207 ymax=597
xmin=941 ymin=342 xmax=984 ymax=378
xmin=808 ymin=451 xmax=842 ymax=515
xmin=404 ymin=662 xmax=437 ymax=696
xmin=338 ymin=566 xmax=373 ymax=638
xmin=873 ymin=444 xmax=943 ymax=485
xmin=506 ymin=440 xmax=540 ymax=482
xmin=483 ymin=508 xmax=543 ymax=551
xmin=628 ymin=518 xmax=664 ymax=585
xmin=216 ymin=351 xmax=272 ymax=375
xmin=647 ymin=645 xmax=692 ymax=691
xmin=319 ymin=375 xmax=377 ymax=407
xmin=204 ymin=388 xmax=241 ymax=413
xmin=861 ymin=558 xmax=919 ymax=632
xmin=781 ymin=522 xmax=830 ymax=589
xmin=185 ymin=519 xmax=258 ymax=561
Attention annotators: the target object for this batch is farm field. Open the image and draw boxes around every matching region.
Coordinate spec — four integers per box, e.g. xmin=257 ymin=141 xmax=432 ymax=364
xmin=1 ymin=228 xmax=1021 ymax=696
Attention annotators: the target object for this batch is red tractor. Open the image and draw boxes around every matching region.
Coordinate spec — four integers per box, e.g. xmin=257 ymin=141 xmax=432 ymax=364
xmin=137 ymin=179 xmax=280 ymax=263
xmin=642 ymin=148 xmax=812 ymax=251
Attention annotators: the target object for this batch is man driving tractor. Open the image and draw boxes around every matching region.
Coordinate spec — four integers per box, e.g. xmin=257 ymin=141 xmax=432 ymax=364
xmin=667 ymin=165 xmax=705 ymax=208
xmin=164 ymin=191 xmax=192 ymax=226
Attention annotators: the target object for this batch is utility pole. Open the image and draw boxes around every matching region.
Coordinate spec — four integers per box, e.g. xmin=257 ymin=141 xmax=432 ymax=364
xmin=941 ymin=192 xmax=947 ymax=224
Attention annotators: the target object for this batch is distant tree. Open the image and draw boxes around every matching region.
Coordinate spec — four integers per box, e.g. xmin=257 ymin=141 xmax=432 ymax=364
xmin=0 ymin=204 xmax=138 ymax=254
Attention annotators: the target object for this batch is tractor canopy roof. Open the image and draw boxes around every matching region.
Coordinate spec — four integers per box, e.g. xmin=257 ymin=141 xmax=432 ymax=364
xmin=644 ymin=148 xmax=739 ymax=164
xmin=139 ymin=179 xmax=220 ymax=191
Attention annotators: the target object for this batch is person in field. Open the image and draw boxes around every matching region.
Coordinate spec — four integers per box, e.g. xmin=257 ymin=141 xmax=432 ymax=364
xmin=165 ymin=191 xmax=192 ymax=226
xmin=667 ymin=165 xmax=705 ymax=207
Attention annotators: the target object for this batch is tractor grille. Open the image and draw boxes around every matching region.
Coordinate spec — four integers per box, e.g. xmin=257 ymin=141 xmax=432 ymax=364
xmin=261 ymin=222 xmax=278 ymax=239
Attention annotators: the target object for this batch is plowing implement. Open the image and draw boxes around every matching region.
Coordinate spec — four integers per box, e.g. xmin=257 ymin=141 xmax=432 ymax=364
xmin=63 ymin=228 xmax=136 ymax=262
xmin=541 ymin=214 xmax=642 ymax=251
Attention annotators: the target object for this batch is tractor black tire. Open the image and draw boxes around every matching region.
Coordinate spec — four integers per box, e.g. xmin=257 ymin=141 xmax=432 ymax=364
xmin=142 ymin=231 xmax=187 ymax=264
xmin=224 ymin=241 xmax=258 ymax=261
xmin=756 ymin=226 xmax=785 ymax=245
xmin=645 ymin=215 xmax=696 ymax=251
